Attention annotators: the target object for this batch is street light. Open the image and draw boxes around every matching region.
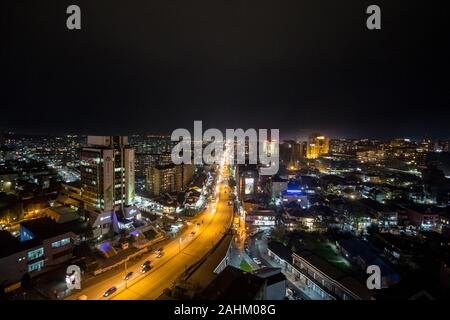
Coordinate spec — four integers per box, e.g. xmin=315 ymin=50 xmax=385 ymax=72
xmin=124 ymin=259 xmax=128 ymax=288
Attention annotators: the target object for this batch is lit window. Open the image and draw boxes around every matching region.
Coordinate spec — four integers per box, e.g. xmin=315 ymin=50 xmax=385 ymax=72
xmin=28 ymin=260 xmax=44 ymax=272
xmin=28 ymin=247 xmax=44 ymax=260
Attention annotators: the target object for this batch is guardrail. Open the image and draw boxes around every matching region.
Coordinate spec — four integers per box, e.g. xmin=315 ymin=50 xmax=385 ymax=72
xmin=92 ymin=248 xmax=148 ymax=276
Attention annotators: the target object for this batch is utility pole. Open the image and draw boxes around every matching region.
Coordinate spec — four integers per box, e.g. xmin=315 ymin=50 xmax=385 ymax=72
xmin=124 ymin=259 xmax=128 ymax=288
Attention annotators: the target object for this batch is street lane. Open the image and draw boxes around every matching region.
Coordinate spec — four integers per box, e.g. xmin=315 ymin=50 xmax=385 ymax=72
xmin=112 ymin=168 xmax=233 ymax=299
xmin=65 ymin=163 xmax=232 ymax=300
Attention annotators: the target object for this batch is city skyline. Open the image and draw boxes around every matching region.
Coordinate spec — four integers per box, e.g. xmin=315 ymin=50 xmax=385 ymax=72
xmin=2 ymin=128 xmax=450 ymax=142
xmin=1 ymin=0 xmax=450 ymax=307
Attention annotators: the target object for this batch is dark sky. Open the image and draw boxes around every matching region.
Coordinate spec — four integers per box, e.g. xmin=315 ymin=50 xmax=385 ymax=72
xmin=1 ymin=1 xmax=449 ymax=139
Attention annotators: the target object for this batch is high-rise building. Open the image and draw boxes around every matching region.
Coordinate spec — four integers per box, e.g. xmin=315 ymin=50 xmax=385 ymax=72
xmin=306 ymin=134 xmax=329 ymax=159
xmin=129 ymin=135 xmax=175 ymax=154
xmin=280 ymin=140 xmax=304 ymax=168
xmin=262 ymin=139 xmax=279 ymax=158
xmin=135 ymin=153 xmax=160 ymax=178
xmin=80 ymin=136 xmax=136 ymax=235
xmin=236 ymin=164 xmax=259 ymax=202
xmin=182 ymin=163 xmax=195 ymax=188
xmin=146 ymin=163 xmax=194 ymax=197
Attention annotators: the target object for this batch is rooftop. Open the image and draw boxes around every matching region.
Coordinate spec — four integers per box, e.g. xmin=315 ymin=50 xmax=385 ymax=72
xmin=0 ymin=230 xmax=41 ymax=258
xmin=199 ymin=265 xmax=264 ymax=300
xmin=267 ymin=241 xmax=293 ymax=263
xmin=248 ymin=209 xmax=276 ymax=217
xmin=293 ymin=249 xmax=372 ymax=300
xmin=295 ymin=250 xmax=345 ymax=280
xmin=21 ymin=217 xmax=73 ymax=240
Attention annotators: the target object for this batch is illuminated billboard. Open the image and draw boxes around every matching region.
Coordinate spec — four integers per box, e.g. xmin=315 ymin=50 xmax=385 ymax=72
xmin=244 ymin=178 xmax=254 ymax=195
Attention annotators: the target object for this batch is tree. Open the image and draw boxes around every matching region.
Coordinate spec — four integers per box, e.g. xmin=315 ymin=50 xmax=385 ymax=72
xmin=228 ymin=178 xmax=236 ymax=189
xmin=270 ymin=225 xmax=288 ymax=245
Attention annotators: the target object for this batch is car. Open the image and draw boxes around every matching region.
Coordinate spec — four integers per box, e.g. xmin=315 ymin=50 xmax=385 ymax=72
xmin=252 ymin=257 xmax=262 ymax=265
xmin=103 ymin=286 xmax=117 ymax=297
xmin=141 ymin=265 xmax=151 ymax=273
xmin=142 ymin=260 xmax=151 ymax=267
xmin=190 ymin=231 xmax=196 ymax=237
xmin=124 ymin=271 xmax=133 ymax=280
xmin=156 ymin=252 xmax=163 ymax=258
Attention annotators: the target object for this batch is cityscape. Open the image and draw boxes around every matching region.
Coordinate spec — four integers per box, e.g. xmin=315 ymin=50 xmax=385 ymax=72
xmin=2 ymin=0 xmax=450 ymax=311
xmin=1 ymin=132 xmax=450 ymax=300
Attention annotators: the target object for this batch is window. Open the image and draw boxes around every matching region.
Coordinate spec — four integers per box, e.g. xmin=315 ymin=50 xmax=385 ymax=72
xmin=28 ymin=247 xmax=44 ymax=260
xmin=52 ymin=238 xmax=71 ymax=248
xmin=28 ymin=260 xmax=44 ymax=272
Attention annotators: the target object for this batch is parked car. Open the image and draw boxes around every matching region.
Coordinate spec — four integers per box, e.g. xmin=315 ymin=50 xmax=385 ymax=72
xmin=103 ymin=286 xmax=117 ymax=297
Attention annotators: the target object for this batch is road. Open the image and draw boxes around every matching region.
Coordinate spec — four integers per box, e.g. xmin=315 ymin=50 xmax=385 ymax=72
xmin=112 ymin=165 xmax=233 ymax=300
xmin=67 ymin=165 xmax=233 ymax=300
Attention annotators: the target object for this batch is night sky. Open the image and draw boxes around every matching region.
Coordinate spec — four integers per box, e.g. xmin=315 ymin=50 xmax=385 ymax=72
xmin=1 ymin=1 xmax=449 ymax=139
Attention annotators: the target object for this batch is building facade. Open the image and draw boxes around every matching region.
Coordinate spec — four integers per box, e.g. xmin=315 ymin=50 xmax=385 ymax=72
xmin=80 ymin=136 xmax=136 ymax=236
xmin=146 ymin=163 xmax=194 ymax=196
xmin=306 ymin=134 xmax=330 ymax=159
xmin=0 ymin=218 xmax=76 ymax=290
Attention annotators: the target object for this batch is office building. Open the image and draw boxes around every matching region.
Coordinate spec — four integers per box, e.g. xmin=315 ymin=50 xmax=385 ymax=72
xmin=236 ymin=164 xmax=259 ymax=202
xmin=280 ymin=140 xmax=304 ymax=168
xmin=146 ymin=163 xmax=194 ymax=197
xmin=0 ymin=218 xmax=76 ymax=291
xmin=306 ymin=134 xmax=329 ymax=159
xmin=80 ymin=136 xmax=137 ymax=236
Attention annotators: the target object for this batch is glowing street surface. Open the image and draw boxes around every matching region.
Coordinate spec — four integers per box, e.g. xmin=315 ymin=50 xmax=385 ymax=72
xmin=67 ymin=163 xmax=232 ymax=300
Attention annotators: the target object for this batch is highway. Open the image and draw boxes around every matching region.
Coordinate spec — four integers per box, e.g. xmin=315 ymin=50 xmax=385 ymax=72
xmin=68 ymin=164 xmax=233 ymax=300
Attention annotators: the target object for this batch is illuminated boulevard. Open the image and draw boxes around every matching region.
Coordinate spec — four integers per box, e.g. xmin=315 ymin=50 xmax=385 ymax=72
xmin=67 ymin=163 xmax=233 ymax=300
